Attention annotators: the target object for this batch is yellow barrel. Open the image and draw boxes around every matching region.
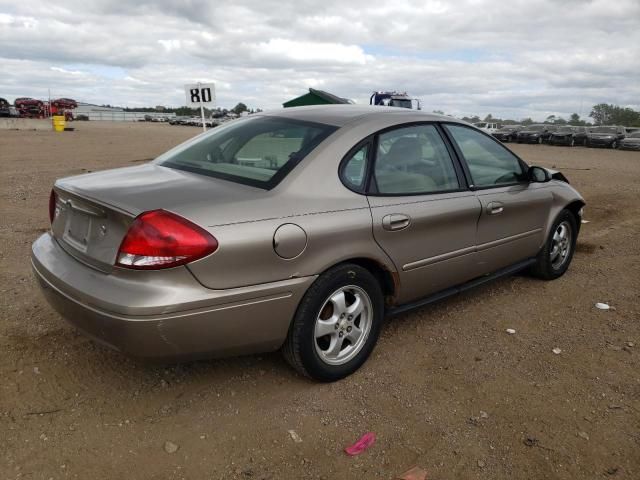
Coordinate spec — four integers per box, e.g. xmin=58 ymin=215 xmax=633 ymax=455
xmin=52 ymin=115 xmax=65 ymax=132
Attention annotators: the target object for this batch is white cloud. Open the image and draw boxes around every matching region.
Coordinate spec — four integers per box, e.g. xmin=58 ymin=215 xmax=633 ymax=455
xmin=0 ymin=0 xmax=638 ymax=120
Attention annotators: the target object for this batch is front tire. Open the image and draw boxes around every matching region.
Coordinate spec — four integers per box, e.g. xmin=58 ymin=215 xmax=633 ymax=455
xmin=530 ymin=209 xmax=578 ymax=280
xmin=611 ymin=140 xmax=618 ymax=149
xmin=282 ymin=264 xmax=384 ymax=381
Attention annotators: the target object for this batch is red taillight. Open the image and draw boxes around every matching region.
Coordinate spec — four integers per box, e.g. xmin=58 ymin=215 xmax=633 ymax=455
xmin=49 ymin=189 xmax=57 ymax=224
xmin=116 ymin=210 xmax=218 ymax=270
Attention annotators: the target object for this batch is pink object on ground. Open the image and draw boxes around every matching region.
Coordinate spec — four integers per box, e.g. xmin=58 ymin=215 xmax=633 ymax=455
xmin=344 ymin=432 xmax=376 ymax=456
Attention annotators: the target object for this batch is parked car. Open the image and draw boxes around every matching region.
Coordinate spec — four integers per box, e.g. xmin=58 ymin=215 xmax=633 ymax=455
xmin=0 ymin=97 xmax=11 ymax=117
xmin=516 ymin=124 xmax=555 ymax=144
xmin=548 ymin=126 xmax=589 ymax=147
xmin=492 ymin=125 xmax=522 ymax=142
xmin=473 ymin=122 xmax=502 ymax=134
xmin=587 ymin=126 xmax=626 ymax=148
xmin=169 ymin=116 xmax=189 ymax=125
xmin=618 ymin=131 xmax=640 ymax=151
xmin=32 ymin=106 xmax=585 ymax=381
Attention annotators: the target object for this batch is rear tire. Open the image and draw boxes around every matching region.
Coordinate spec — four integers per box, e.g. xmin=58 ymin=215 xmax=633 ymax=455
xmin=282 ymin=264 xmax=384 ymax=381
xmin=530 ymin=209 xmax=577 ymax=280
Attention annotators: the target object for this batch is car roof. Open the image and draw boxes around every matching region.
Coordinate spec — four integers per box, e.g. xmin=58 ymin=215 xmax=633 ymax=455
xmin=258 ymin=105 xmax=462 ymax=127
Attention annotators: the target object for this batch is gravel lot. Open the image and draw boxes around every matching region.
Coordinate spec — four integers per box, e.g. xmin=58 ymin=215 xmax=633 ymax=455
xmin=1 ymin=122 xmax=639 ymax=480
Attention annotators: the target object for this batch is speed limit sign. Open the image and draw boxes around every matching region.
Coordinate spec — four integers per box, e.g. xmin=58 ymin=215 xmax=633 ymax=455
xmin=184 ymin=82 xmax=216 ymax=132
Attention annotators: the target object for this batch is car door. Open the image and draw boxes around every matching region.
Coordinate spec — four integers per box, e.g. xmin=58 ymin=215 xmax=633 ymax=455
xmin=356 ymin=123 xmax=482 ymax=304
xmin=443 ymin=124 xmax=553 ymax=273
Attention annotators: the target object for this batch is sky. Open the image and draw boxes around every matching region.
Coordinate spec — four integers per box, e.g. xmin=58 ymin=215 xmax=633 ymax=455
xmin=0 ymin=0 xmax=639 ymax=120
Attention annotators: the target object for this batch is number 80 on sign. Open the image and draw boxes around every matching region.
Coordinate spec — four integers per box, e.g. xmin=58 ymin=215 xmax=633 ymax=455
xmin=184 ymin=83 xmax=216 ymax=106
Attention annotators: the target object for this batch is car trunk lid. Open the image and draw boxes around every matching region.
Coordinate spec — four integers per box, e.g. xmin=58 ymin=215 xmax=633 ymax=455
xmin=51 ymin=188 xmax=134 ymax=272
xmin=52 ymin=163 xmax=271 ymax=271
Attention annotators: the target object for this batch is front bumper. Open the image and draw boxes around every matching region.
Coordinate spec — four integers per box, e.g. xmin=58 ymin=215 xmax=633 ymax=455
xmin=517 ymin=135 xmax=541 ymax=144
xmin=588 ymin=138 xmax=615 ymax=147
xmin=619 ymin=143 xmax=640 ymax=151
xmin=32 ymin=233 xmax=315 ymax=360
xmin=493 ymin=134 xmax=510 ymax=141
xmin=550 ymin=136 xmax=573 ymax=145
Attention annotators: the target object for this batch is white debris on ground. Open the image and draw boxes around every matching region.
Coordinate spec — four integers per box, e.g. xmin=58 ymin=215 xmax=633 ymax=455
xmin=288 ymin=430 xmax=303 ymax=443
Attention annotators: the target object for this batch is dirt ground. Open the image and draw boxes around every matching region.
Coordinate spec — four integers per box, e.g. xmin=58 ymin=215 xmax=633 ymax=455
xmin=1 ymin=122 xmax=639 ymax=480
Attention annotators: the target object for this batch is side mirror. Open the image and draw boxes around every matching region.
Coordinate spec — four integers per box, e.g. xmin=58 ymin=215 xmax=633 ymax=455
xmin=528 ymin=166 xmax=551 ymax=183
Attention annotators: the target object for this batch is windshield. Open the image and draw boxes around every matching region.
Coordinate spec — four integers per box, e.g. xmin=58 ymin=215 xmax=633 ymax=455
xmin=556 ymin=127 xmax=573 ymax=133
xmin=390 ymin=99 xmax=413 ymax=109
xmin=526 ymin=125 xmax=545 ymax=131
xmin=155 ymin=116 xmax=337 ymax=189
xmin=592 ymin=126 xmax=617 ymax=133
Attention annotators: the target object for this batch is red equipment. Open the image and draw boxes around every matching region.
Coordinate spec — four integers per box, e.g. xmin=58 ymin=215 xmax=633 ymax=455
xmin=14 ymin=97 xmax=45 ymax=118
xmin=14 ymin=97 xmax=78 ymax=120
xmin=50 ymin=98 xmax=78 ymax=121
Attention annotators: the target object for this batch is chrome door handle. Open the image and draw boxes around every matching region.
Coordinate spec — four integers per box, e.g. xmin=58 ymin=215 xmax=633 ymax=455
xmin=486 ymin=202 xmax=504 ymax=215
xmin=382 ymin=214 xmax=411 ymax=231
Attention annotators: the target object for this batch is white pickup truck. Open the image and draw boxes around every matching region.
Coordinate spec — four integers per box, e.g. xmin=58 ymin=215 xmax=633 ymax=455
xmin=473 ymin=122 xmax=502 ymax=134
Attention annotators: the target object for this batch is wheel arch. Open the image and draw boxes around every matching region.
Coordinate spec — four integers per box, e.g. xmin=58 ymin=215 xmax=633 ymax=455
xmin=564 ymin=199 xmax=586 ymax=233
xmin=539 ymin=195 xmax=585 ymax=252
xmin=321 ymin=257 xmax=399 ymax=307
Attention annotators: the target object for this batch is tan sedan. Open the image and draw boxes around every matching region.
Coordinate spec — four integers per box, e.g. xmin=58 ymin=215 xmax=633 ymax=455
xmin=32 ymin=106 xmax=585 ymax=381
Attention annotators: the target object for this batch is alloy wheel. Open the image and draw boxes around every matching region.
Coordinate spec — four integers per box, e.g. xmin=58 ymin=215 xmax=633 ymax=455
xmin=550 ymin=221 xmax=572 ymax=270
xmin=314 ymin=285 xmax=373 ymax=366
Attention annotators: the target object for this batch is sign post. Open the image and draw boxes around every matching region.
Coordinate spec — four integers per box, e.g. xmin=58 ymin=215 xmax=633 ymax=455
xmin=184 ymin=82 xmax=215 ymax=132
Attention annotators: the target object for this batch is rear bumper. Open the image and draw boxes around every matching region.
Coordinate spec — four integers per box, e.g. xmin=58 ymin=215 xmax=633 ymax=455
xmin=32 ymin=233 xmax=315 ymax=360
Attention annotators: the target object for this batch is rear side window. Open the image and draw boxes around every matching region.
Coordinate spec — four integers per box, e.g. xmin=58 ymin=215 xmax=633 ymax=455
xmin=444 ymin=124 xmax=524 ymax=188
xmin=342 ymin=144 xmax=369 ymax=191
xmin=373 ymin=124 xmax=460 ymax=195
xmin=156 ymin=117 xmax=337 ymax=189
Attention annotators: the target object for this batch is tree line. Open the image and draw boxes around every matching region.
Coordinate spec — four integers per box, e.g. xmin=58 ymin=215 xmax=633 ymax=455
xmin=452 ymin=104 xmax=640 ymax=127
xmin=109 ymin=103 xmax=260 ymax=117
xmin=106 ymin=100 xmax=639 ymax=126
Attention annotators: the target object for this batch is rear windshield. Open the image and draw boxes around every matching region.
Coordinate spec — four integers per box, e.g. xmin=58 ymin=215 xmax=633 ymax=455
xmin=155 ymin=116 xmax=337 ymax=189
xmin=526 ymin=125 xmax=545 ymax=131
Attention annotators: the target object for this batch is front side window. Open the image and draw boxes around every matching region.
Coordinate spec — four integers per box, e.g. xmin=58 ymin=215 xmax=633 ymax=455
xmin=155 ymin=116 xmax=337 ymax=188
xmin=445 ymin=124 xmax=525 ymax=188
xmin=373 ymin=124 xmax=460 ymax=195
